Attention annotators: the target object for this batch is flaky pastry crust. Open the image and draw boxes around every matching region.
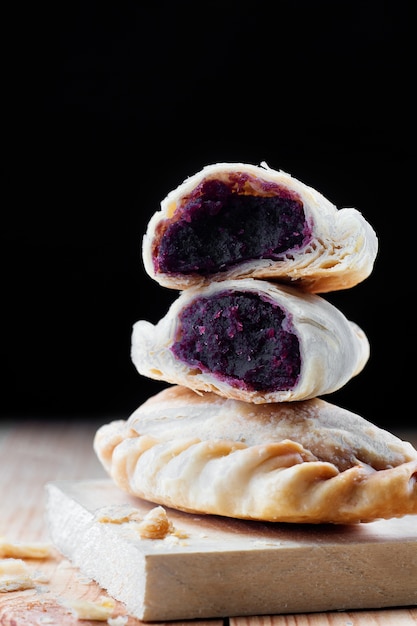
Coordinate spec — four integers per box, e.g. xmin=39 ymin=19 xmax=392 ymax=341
xmin=142 ymin=162 xmax=378 ymax=293
xmin=131 ymin=278 xmax=370 ymax=403
xmin=94 ymin=386 xmax=417 ymax=524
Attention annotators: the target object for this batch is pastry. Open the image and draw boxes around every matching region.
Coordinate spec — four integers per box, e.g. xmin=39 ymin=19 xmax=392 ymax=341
xmin=94 ymin=385 xmax=417 ymax=524
xmin=131 ymin=278 xmax=370 ymax=403
xmin=142 ymin=162 xmax=378 ymax=293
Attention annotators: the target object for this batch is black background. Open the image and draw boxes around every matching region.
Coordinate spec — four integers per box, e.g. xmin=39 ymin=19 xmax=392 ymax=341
xmin=3 ymin=1 xmax=414 ymax=427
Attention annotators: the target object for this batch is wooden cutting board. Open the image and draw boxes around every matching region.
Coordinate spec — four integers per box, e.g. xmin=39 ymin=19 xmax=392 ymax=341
xmin=45 ymin=478 xmax=417 ymax=622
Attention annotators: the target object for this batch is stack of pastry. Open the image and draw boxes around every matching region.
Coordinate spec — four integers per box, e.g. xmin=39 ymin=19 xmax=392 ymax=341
xmin=94 ymin=162 xmax=417 ymax=524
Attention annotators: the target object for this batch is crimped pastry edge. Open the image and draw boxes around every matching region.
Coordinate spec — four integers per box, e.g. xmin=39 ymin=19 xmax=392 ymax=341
xmin=94 ymin=387 xmax=417 ymax=525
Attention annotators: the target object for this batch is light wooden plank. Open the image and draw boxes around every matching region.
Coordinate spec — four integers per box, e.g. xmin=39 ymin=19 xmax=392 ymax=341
xmin=45 ymin=479 xmax=417 ymax=622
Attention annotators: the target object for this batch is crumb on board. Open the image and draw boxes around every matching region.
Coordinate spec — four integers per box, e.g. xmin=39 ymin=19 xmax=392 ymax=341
xmin=95 ymin=504 xmax=144 ymax=524
xmin=96 ymin=503 xmax=189 ymax=540
xmin=135 ymin=506 xmax=173 ymax=539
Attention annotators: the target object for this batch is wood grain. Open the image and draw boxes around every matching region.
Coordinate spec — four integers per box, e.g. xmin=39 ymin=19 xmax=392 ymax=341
xmin=1 ymin=420 xmax=416 ymax=625
xmin=232 ymin=610 xmax=417 ymax=625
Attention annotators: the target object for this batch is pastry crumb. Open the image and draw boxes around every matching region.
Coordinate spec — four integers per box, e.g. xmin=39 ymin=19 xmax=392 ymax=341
xmin=0 ymin=537 xmax=53 ymax=559
xmin=135 ymin=506 xmax=173 ymax=539
xmin=61 ymin=594 xmax=116 ymax=620
xmin=96 ymin=503 xmax=184 ymax=540
xmin=95 ymin=504 xmax=144 ymax=524
xmin=171 ymin=527 xmax=189 ymax=539
xmin=0 ymin=557 xmax=48 ymax=592
xmin=107 ymin=615 xmax=129 ymax=625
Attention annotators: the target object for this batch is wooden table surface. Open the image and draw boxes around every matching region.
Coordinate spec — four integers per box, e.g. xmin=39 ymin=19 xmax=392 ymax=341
xmin=1 ymin=418 xmax=416 ymax=625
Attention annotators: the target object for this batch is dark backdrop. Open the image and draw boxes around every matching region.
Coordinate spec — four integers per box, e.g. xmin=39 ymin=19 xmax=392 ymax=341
xmin=3 ymin=1 xmax=414 ymax=428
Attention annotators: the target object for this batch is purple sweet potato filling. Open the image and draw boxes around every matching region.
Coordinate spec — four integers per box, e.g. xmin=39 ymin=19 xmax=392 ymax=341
xmin=155 ymin=175 xmax=312 ymax=275
xmin=171 ymin=291 xmax=300 ymax=392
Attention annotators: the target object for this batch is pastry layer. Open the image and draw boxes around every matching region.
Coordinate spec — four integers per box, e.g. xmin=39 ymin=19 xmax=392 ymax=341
xmin=131 ymin=278 xmax=370 ymax=403
xmin=142 ymin=162 xmax=378 ymax=293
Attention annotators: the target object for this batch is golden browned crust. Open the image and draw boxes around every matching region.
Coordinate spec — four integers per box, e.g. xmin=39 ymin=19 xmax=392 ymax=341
xmin=94 ymin=386 xmax=417 ymax=524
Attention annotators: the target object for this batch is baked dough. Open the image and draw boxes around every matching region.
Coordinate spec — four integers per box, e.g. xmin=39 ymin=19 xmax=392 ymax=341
xmin=93 ymin=385 xmax=417 ymax=524
xmin=142 ymin=162 xmax=378 ymax=293
xmin=131 ymin=278 xmax=370 ymax=403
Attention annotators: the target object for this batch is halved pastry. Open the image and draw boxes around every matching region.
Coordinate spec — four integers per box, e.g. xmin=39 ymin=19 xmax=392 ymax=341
xmin=142 ymin=162 xmax=378 ymax=293
xmin=94 ymin=385 xmax=417 ymax=524
xmin=131 ymin=278 xmax=369 ymax=403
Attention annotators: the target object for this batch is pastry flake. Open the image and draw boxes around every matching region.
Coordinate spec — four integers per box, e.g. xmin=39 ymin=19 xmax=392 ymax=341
xmin=0 ymin=538 xmax=53 ymax=559
xmin=0 ymin=558 xmax=44 ymax=592
xmin=61 ymin=595 xmax=116 ymax=621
